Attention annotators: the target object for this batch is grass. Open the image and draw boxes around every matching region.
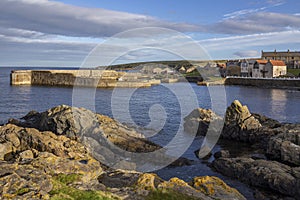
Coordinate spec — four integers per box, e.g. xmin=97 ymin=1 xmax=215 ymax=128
xmin=184 ymin=70 xmax=201 ymax=77
xmin=288 ymin=68 xmax=300 ymax=76
xmin=49 ymin=174 xmax=115 ymax=200
xmin=146 ymin=189 xmax=200 ymax=200
xmin=16 ymin=188 xmax=30 ymax=195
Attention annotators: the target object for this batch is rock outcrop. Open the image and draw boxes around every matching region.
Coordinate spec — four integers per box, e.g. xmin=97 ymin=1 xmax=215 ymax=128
xmin=266 ymin=124 xmax=300 ymax=166
xmin=0 ymin=105 xmax=245 ymax=200
xmin=0 ymin=123 xmax=104 ymax=199
xmin=222 ymin=100 xmax=262 ymax=142
xmin=9 ymin=105 xmax=181 ymax=170
xmin=184 ymin=108 xmax=223 ymax=136
xmin=98 ymin=171 xmax=245 ymax=200
xmin=185 ymin=100 xmax=300 ymax=199
xmin=212 ymin=157 xmax=300 ymax=199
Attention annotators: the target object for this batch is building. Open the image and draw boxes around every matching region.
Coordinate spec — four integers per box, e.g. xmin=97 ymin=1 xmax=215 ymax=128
xmin=253 ymin=60 xmax=268 ymax=78
xmin=262 ymin=50 xmax=300 ymax=69
xmin=248 ymin=59 xmax=256 ymax=77
xmin=265 ymin=60 xmax=287 ymax=78
xmin=240 ymin=59 xmax=249 ymax=77
xmin=252 ymin=59 xmax=287 ymax=78
xmin=226 ymin=60 xmax=241 ymax=76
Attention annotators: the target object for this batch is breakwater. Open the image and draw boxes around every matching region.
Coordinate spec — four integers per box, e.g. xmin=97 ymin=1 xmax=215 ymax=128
xmin=225 ymin=77 xmax=300 ymax=89
xmin=10 ymin=70 xmax=160 ymax=88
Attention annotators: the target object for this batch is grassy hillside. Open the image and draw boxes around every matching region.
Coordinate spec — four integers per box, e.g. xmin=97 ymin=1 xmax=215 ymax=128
xmin=288 ymin=68 xmax=300 ymax=77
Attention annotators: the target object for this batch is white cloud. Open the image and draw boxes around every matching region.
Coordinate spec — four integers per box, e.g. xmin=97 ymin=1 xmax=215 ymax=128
xmin=234 ymin=50 xmax=260 ymax=58
xmin=200 ymin=30 xmax=300 ymax=51
xmin=212 ymin=12 xmax=300 ymax=34
xmin=0 ymin=0 xmax=200 ymax=38
xmin=223 ymin=7 xmax=267 ymax=19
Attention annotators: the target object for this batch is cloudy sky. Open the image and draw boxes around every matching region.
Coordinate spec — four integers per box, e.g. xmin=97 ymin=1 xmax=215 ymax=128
xmin=0 ymin=0 xmax=300 ymax=67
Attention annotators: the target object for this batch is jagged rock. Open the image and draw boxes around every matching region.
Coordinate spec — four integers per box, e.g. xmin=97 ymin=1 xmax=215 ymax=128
xmin=0 ymin=123 xmax=105 ymax=200
xmin=0 ymin=124 xmax=89 ymax=160
xmin=184 ymin=108 xmax=223 ymax=136
xmin=0 ymin=105 xmax=247 ymax=200
xmin=19 ymin=150 xmax=34 ymax=160
xmin=267 ymin=124 xmax=300 ymax=166
xmin=192 ymin=176 xmax=246 ymax=200
xmin=222 ymin=100 xmax=262 ymax=142
xmin=0 ymin=161 xmax=52 ymax=199
xmin=252 ymin=113 xmax=281 ymax=129
xmin=8 ymin=105 xmax=193 ymax=169
xmin=184 ymin=100 xmax=288 ymax=149
xmin=99 ymin=171 xmax=245 ymax=200
xmin=98 ymin=169 xmax=141 ymax=188
xmin=212 ymin=157 xmax=300 ymax=198
xmin=194 ymin=146 xmax=213 ymax=159
xmin=214 ymin=150 xmax=230 ymax=159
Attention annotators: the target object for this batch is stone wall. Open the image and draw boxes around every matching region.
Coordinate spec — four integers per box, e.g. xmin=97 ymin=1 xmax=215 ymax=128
xmin=225 ymin=77 xmax=300 ymax=89
xmin=10 ymin=70 xmax=32 ymax=85
xmin=11 ymin=70 xmax=154 ymax=88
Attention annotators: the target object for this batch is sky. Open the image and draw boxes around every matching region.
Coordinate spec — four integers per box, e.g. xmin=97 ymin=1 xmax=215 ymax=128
xmin=0 ymin=0 xmax=300 ymax=67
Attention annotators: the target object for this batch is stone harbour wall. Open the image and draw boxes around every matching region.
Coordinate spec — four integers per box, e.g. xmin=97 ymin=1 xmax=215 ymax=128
xmin=225 ymin=77 xmax=300 ymax=89
xmin=11 ymin=70 xmax=157 ymax=88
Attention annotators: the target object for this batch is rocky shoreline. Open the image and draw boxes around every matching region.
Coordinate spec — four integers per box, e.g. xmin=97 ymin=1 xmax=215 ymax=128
xmin=0 ymin=105 xmax=245 ymax=200
xmin=184 ymin=100 xmax=300 ymax=200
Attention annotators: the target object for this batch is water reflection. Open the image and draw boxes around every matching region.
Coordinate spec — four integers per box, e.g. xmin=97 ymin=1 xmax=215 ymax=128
xmin=270 ymin=89 xmax=287 ymax=122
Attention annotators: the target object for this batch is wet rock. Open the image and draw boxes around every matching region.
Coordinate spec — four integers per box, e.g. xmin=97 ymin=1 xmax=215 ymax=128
xmin=214 ymin=150 xmax=230 ymax=159
xmin=194 ymin=147 xmax=212 ymax=160
xmin=252 ymin=113 xmax=282 ymax=129
xmin=184 ymin=108 xmax=223 ymax=136
xmin=169 ymin=157 xmax=192 ymax=167
xmin=212 ymin=157 xmax=300 ymax=198
xmin=0 ymin=105 xmax=247 ymax=199
xmin=267 ymin=124 xmax=300 ymax=166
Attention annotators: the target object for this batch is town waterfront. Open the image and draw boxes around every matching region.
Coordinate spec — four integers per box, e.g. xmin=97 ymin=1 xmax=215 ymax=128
xmin=1 ymin=67 xmax=300 ymax=198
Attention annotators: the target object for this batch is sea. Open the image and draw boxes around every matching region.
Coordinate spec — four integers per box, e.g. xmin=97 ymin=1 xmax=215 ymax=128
xmin=1 ymin=67 xmax=300 ymax=199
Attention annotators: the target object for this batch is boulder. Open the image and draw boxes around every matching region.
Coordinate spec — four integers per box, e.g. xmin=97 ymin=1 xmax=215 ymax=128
xmin=98 ymin=171 xmax=245 ymax=200
xmin=184 ymin=108 xmax=223 ymax=136
xmin=214 ymin=150 xmax=230 ymax=159
xmin=192 ymin=176 xmax=246 ymax=200
xmin=222 ymin=100 xmax=262 ymax=142
xmin=267 ymin=124 xmax=300 ymax=166
xmin=212 ymin=157 xmax=300 ymax=198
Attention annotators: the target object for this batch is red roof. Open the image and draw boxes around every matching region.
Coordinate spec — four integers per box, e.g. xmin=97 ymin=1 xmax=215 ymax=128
xmin=256 ymin=60 xmax=268 ymax=64
xmin=269 ymin=60 xmax=286 ymax=66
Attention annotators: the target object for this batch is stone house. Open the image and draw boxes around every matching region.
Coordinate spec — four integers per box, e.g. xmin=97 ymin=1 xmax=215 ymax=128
xmin=253 ymin=60 xmax=268 ymax=78
xmin=240 ymin=59 xmax=249 ymax=77
xmin=265 ymin=60 xmax=287 ymax=78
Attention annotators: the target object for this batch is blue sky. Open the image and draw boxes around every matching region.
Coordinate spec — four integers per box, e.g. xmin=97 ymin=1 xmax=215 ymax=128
xmin=0 ymin=0 xmax=299 ymax=66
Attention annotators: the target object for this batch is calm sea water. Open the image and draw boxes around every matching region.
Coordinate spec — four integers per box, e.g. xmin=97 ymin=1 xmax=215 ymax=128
xmin=1 ymin=67 xmax=300 ymax=198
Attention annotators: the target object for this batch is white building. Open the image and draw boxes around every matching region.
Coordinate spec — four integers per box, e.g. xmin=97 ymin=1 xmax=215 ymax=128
xmin=265 ymin=60 xmax=287 ymax=78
